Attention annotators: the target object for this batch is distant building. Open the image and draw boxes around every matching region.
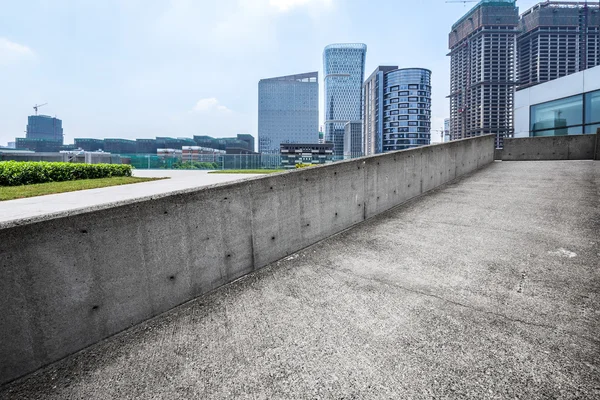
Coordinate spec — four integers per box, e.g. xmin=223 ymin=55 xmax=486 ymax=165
xmin=104 ymin=139 xmax=136 ymax=154
xmin=194 ymin=135 xmax=253 ymax=152
xmin=280 ymin=143 xmax=334 ymax=168
xmin=236 ymin=134 xmax=255 ymax=152
xmin=157 ymin=148 xmax=182 ymax=160
xmin=15 ymin=138 xmax=64 ymax=152
xmin=363 ymin=66 xmax=398 ymax=156
xmin=7 ymin=142 xmax=16 ymax=149
xmin=323 ymin=44 xmax=367 ymax=159
xmin=444 ymin=118 xmax=451 ymax=142
xmin=258 ymin=72 xmax=319 ymax=154
xmin=343 ymin=122 xmax=362 ymax=159
xmin=26 ymin=115 xmax=63 ymax=144
xmin=181 ymin=146 xmax=225 ymax=162
xmin=363 ymin=67 xmax=432 ymax=153
xmin=75 ymin=138 xmax=104 ymax=152
xmin=514 ymin=65 xmax=600 ymax=137
xmin=449 ymin=0 xmax=519 ymax=148
xmin=518 ymin=1 xmax=600 ymax=90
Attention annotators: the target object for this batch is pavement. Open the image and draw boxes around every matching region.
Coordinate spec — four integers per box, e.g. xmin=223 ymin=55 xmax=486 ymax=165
xmin=0 ymin=170 xmax=262 ymax=227
xmin=1 ymin=160 xmax=599 ymax=399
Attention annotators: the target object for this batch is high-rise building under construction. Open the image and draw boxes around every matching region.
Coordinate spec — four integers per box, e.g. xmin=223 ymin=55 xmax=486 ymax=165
xmin=448 ymin=0 xmax=519 ymax=148
xmin=517 ymin=1 xmax=600 ymax=90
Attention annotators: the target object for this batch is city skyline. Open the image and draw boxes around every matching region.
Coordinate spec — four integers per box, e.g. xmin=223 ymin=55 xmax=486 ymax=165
xmin=0 ymin=0 xmax=565 ymax=146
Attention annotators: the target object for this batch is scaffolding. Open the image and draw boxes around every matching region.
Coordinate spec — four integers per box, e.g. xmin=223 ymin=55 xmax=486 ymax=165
xmin=448 ymin=0 xmax=519 ymax=148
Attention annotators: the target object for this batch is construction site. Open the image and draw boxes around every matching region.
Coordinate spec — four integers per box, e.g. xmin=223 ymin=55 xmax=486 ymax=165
xmin=518 ymin=1 xmax=600 ymax=90
xmin=448 ymin=0 xmax=519 ymax=148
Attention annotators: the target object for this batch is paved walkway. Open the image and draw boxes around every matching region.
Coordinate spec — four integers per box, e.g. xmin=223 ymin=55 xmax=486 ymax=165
xmin=0 ymin=170 xmax=262 ymax=228
xmin=2 ymin=161 xmax=599 ymax=399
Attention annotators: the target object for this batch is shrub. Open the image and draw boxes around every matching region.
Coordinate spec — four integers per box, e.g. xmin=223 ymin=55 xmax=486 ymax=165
xmin=0 ymin=161 xmax=132 ymax=186
xmin=172 ymin=161 xmax=219 ymax=170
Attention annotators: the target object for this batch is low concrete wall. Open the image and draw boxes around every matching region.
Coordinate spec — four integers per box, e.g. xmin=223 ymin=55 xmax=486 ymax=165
xmin=0 ymin=135 xmax=495 ymax=385
xmin=499 ymin=134 xmax=599 ymax=161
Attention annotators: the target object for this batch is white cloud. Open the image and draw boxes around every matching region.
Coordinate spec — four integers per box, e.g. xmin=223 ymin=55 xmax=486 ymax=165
xmin=193 ymin=97 xmax=232 ymax=113
xmin=269 ymin=0 xmax=333 ymax=12
xmin=0 ymin=37 xmax=35 ymax=65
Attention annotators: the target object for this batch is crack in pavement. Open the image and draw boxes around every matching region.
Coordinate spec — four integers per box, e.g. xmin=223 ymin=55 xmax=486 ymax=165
xmin=317 ymin=263 xmax=600 ymax=346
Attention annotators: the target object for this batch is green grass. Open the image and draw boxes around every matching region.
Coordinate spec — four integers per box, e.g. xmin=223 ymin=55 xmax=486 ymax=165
xmin=0 ymin=176 xmax=164 ymax=201
xmin=208 ymin=169 xmax=286 ymax=174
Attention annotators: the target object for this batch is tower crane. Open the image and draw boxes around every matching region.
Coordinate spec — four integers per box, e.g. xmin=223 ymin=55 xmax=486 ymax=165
xmin=33 ymin=103 xmax=47 ymax=115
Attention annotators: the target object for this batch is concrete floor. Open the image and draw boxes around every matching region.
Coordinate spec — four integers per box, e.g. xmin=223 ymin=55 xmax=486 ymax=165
xmin=0 ymin=170 xmax=262 ymax=228
xmin=1 ymin=161 xmax=599 ymax=399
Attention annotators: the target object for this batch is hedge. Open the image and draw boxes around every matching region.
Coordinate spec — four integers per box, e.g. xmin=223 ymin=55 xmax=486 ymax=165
xmin=0 ymin=161 xmax=132 ymax=186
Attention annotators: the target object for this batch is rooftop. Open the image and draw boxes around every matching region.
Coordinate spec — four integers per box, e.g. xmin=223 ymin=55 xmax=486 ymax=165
xmin=2 ymin=160 xmax=598 ymax=398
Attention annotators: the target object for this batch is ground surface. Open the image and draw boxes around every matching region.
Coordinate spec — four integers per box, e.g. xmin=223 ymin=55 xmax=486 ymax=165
xmin=0 ymin=176 xmax=162 ymax=201
xmin=209 ymin=169 xmax=285 ymax=174
xmin=1 ymin=161 xmax=599 ymax=399
xmin=0 ymin=170 xmax=262 ymax=227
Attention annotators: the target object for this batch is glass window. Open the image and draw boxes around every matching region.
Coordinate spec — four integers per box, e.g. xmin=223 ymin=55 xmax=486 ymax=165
xmin=584 ymin=123 xmax=600 ymax=134
xmin=530 ymin=95 xmax=583 ymax=132
xmin=532 ymin=126 xmax=582 ymax=137
xmin=585 ymin=90 xmax=600 ymax=124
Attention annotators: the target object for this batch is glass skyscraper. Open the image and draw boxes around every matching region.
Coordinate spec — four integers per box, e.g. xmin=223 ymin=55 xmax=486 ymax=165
xmin=382 ymin=68 xmax=432 ymax=151
xmin=323 ymin=43 xmax=367 ymax=159
xmin=258 ymin=72 xmax=319 ymax=154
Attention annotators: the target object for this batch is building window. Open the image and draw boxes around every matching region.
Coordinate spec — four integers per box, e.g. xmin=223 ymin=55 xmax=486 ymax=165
xmin=530 ymin=94 xmax=583 ymax=136
xmin=585 ymin=90 xmax=600 ymax=125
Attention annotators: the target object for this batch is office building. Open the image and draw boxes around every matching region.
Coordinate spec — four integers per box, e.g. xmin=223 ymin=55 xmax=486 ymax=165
xmin=25 ymin=115 xmax=63 ymax=144
xmin=448 ymin=0 xmax=519 ymax=148
xmin=75 ymin=138 xmax=105 ymax=152
xmin=518 ymin=1 xmax=600 ymax=90
xmin=236 ymin=134 xmax=255 ymax=152
xmin=258 ymin=72 xmax=319 ymax=154
xmin=343 ymin=122 xmax=363 ymax=159
xmin=280 ymin=143 xmax=334 ymax=168
xmin=363 ymin=66 xmax=398 ymax=155
xmin=382 ymin=68 xmax=432 ymax=151
xmin=514 ymin=65 xmax=600 ymax=137
xmin=363 ymin=67 xmax=432 ymax=153
xmin=103 ymin=139 xmax=136 ymax=154
xmin=323 ymin=44 xmax=367 ymax=159
xmin=444 ymin=118 xmax=451 ymax=142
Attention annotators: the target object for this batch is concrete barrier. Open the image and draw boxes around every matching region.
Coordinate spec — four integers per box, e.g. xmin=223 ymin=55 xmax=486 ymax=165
xmin=0 ymin=134 xmax=495 ymax=385
xmin=500 ymin=134 xmax=598 ymax=161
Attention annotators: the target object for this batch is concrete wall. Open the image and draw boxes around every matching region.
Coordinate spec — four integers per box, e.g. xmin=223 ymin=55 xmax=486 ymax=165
xmin=499 ymin=133 xmax=599 ymax=161
xmin=0 ymin=134 xmax=495 ymax=385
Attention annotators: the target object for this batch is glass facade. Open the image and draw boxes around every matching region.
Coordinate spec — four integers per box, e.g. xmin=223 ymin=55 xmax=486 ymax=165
xmin=323 ymin=44 xmax=367 ymax=159
xmin=382 ymin=68 xmax=432 ymax=151
xmin=26 ymin=115 xmax=64 ymax=144
xmin=530 ymin=89 xmax=600 ymax=136
xmin=258 ymin=72 xmax=319 ymax=154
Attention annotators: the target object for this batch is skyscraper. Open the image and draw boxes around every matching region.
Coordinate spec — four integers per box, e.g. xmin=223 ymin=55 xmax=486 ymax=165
xmin=518 ymin=1 xmax=600 ymax=90
xmin=363 ymin=66 xmax=398 ymax=155
xmin=323 ymin=43 xmax=367 ymax=159
xmin=448 ymin=0 xmax=519 ymax=148
xmin=363 ymin=67 xmax=432 ymax=153
xmin=26 ymin=115 xmax=63 ymax=144
xmin=258 ymin=72 xmax=319 ymax=154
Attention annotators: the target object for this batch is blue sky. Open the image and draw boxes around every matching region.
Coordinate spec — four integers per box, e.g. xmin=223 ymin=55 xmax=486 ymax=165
xmin=0 ymin=0 xmax=544 ymax=146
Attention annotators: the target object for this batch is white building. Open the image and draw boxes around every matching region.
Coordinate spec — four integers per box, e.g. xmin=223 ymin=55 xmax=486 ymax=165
xmin=514 ymin=65 xmax=600 ymax=138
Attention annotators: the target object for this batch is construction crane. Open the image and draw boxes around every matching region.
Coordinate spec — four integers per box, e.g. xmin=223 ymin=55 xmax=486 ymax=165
xmin=445 ymin=0 xmax=477 ymax=6
xmin=33 ymin=103 xmax=47 ymax=115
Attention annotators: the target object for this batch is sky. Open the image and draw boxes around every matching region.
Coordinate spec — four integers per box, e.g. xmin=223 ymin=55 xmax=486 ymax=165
xmin=0 ymin=0 xmax=546 ymax=147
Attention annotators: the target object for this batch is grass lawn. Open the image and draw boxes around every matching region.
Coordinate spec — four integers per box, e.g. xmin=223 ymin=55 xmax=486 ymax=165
xmin=0 ymin=176 xmax=164 ymax=201
xmin=208 ymin=169 xmax=286 ymax=174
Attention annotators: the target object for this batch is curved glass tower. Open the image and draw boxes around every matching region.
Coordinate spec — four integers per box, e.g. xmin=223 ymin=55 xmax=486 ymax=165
xmin=323 ymin=43 xmax=367 ymax=159
xmin=382 ymin=68 xmax=431 ymax=151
